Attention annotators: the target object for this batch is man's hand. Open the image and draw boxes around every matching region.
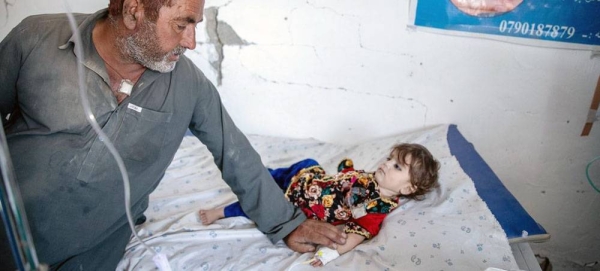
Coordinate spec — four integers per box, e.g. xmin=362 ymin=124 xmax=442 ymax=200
xmin=283 ymin=219 xmax=346 ymax=253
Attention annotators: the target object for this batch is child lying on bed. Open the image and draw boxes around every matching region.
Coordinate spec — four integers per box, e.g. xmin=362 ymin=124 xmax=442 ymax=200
xmin=199 ymin=143 xmax=440 ymax=267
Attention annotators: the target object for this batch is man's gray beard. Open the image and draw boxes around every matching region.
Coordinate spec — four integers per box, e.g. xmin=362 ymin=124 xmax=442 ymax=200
xmin=118 ymin=23 xmax=185 ymax=73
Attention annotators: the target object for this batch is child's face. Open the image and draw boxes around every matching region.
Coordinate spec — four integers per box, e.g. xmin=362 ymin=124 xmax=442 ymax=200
xmin=374 ymin=154 xmax=416 ymax=198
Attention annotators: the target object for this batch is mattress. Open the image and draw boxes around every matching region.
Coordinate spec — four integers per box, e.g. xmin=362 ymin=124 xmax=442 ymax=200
xmin=116 ymin=124 xmax=542 ymax=270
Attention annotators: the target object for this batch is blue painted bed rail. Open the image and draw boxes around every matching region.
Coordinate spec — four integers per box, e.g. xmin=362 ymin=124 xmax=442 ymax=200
xmin=447 ymin=124 xmax=549 ymax=243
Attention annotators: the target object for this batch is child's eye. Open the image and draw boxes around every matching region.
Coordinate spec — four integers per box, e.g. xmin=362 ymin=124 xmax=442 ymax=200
xmin=386 ymin=157 xmax=392 ymax=161
xmin=394 ymin=164 xmax=402 ymax=170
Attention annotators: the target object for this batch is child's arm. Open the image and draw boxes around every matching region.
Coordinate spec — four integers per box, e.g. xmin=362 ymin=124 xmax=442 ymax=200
xmin=310 ymin=233 xmax=366 ymax=267
xmin=334 ymin=232 xmax=365 ymax=254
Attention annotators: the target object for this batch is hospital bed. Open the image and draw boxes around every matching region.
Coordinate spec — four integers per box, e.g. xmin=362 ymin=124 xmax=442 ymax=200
xmin=116 ymin=124 xmax=549 ymax=271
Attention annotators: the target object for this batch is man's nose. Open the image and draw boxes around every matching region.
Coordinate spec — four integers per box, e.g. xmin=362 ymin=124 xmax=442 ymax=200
xmin=181 ymin=26 xmax=196 ymax=50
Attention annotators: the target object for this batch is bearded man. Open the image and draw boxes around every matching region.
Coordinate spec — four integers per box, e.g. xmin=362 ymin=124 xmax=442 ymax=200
xmin=0 ymin=0 xmax=346 ymax=269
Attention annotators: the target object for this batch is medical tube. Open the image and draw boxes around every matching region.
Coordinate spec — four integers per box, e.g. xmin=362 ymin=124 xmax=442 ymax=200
xmin=587 ymin=156 xmax=600 ymax=193
xmin=1 ymin=125 xmax=46 ymax=270
xmin=63 ymin=3 xmax=171 ymax=270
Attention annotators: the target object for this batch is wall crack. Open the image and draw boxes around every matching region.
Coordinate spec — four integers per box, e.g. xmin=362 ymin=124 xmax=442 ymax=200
xmin=202 ymin=6 xmax=250 ymax=86
xmin=2 ymin=0 xmax=14 ymax=26
xmin=251 ymin=73 xmax=429 ymax=124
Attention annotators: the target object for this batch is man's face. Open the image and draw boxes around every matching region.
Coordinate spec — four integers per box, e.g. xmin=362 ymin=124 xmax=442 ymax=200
xmin=123 ymin=0 xmax=204 ymax=72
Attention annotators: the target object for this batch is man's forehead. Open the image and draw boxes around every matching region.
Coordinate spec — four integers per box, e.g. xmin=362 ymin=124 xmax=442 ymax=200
xmin=164 ymin=0 xmax=204 ymax=23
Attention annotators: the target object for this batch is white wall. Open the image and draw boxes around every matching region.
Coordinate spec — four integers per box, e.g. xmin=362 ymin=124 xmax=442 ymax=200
xmin=2 ymin=0 xmax=599 ymax=266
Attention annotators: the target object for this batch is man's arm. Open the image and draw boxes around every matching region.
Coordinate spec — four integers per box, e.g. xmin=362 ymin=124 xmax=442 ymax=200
xmin=0 ymin=20 xmax=25 ymax=124
xmin=187 ymin=72 xmax=345 ymax=248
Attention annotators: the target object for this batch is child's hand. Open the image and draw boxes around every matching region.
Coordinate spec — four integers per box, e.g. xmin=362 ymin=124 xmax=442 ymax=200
xmin=310 ymin=258 xmax=324 ymax=267
xmin=312 ymin=246 xmax=340 ymax=266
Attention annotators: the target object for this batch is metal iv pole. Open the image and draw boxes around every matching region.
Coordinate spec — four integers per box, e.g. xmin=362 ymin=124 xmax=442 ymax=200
xmin=0 ymin=123 xmax=47 ymax=270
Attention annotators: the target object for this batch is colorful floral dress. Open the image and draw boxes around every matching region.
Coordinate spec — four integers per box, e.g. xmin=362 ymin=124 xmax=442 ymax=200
xmin=284 ymin=159 xmax=399 ymax=239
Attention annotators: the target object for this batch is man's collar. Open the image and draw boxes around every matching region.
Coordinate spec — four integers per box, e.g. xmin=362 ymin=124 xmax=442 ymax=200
xmin=58 ymin=8 xmax=108 ymax=53
xmin=57 ymin=9 xmax=116 ymax=90
xmin=57 ymin=8 xmax=168 ymax=96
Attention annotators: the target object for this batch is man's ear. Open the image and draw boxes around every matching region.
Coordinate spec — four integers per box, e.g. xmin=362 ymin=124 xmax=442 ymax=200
xmin=122 ymin=0 xmax=142 ymax=30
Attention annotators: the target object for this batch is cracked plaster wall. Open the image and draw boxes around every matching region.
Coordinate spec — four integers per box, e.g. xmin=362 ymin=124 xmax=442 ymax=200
xmin=2 ymin=0 xmax=600 ymax=267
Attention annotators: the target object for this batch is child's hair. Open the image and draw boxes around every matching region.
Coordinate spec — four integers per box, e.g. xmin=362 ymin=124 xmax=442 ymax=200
xmin=390 ymin=143 xmax=440 ymax=200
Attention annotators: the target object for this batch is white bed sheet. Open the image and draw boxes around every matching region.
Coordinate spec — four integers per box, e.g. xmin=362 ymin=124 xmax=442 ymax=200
xmin=116 ymin=125 xmax=519 ymax=271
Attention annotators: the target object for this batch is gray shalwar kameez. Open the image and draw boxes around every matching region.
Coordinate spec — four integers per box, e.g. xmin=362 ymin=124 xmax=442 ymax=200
xmin=0 ymin=9 xmax=305 ymax=269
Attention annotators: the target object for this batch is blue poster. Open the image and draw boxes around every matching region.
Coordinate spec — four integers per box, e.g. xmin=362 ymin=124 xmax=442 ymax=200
xmin=412 ymin=0 xmax=600 ymax=49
